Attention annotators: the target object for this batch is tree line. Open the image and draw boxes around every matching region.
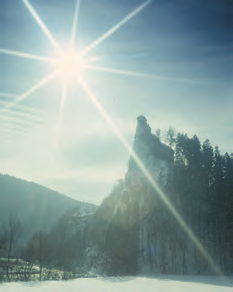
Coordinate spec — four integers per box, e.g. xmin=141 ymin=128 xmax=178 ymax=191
xmin=91 ymin=128 xmax=233 ymax=275
xmin=0 ymin=207 xmax=86 ymax=282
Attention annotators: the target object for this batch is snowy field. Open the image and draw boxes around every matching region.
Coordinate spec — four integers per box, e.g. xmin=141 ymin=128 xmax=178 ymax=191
xmin=0 ymin=275 xmax=233 ymax=292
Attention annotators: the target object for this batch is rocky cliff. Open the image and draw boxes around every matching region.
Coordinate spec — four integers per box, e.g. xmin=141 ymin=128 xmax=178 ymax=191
xmin=84 ymin=116 xmax=174 ymax=274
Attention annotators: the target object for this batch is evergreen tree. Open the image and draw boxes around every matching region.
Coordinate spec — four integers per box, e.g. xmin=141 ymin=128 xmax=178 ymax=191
xmin=165 ymin=127 xmax=176 ymax=148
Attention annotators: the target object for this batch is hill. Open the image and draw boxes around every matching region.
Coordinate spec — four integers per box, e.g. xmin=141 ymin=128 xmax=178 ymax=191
xmin=0 ymin=174 xmax=96 ymax=241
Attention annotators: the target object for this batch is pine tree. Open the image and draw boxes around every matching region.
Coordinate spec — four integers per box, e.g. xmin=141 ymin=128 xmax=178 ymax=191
xmin=165 ymin=127 xmax=176 ymax=148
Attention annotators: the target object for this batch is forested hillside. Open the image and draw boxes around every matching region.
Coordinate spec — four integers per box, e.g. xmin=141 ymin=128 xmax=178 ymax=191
xmin=0 ymin=175 xmax=96 ymax=281
xmin=85 ymin=116 xmax=233 ymax=275
xmin=0 ymin=174 xmax=95 ymax=240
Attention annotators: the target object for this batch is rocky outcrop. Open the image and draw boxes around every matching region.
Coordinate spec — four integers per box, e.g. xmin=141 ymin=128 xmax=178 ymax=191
xmin=84 ymin=116 xmax=174 ymax=274
xmin=127 ymin=115 xmax=173 ymax=185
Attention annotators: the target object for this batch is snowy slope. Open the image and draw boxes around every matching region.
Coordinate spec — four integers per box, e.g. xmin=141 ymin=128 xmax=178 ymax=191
xmin=0 ymin=276 xmax=232 ymax=292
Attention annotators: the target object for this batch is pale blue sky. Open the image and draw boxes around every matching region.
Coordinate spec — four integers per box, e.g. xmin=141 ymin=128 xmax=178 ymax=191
xmin=0 ymin=0 xmax=232 ymax=204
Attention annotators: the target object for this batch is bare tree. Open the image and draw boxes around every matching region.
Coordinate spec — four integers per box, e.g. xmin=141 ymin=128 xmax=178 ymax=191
xmin=0 ymin=215 xmax=22 ymax=280
xmin=21 ymin=239 xmax=36 ymax=281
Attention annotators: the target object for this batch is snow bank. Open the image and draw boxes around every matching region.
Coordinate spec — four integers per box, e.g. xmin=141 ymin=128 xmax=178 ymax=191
xmin=0 ymin=275 xmax=232 ymax=292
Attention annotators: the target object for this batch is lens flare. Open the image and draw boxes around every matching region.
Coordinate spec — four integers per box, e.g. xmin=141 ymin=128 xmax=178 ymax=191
xmin=0 ymin=71 xmax=58 ymax=111
xmin=54 ymin=50 xmax=84 ymax=83
xmin=85 ymin=64 xmax=215 ymax=86
xmin=0 ymin=48 xmax=54 ymax=63
xmin=70 ymin=0 xmax=81 ymax=48
xmin=21 ymin=0 xmax=61 ymax=52
xmin=81 ymin=0 xmax=153 ymax=56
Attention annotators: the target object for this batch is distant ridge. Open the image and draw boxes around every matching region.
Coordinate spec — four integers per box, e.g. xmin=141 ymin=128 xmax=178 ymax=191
xmin=0 ymin=173 xmax=96 ymax=240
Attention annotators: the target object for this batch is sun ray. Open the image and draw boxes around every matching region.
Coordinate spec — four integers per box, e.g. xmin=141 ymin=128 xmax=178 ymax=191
xmin=21 ymin=0 xmax=61 ymax=52
xmin=0 ymin=71 xmax=58 ymax=111
xmin=81 ymin=0 xmax=152 ymax=56
xmin=59 ymin=81 xmax=68 ymax=114
xmin=0 ymin=48 xmax=54 ymax=63
xmin=84 ymin=64 xmax=216 ymax=86
xmin=50 ymin=81 xmax=68 ymax=169
xmin=70 ymin=0 xmax=81 ymax=49
xmin=79 ymin=77 xmax=222 ymax=276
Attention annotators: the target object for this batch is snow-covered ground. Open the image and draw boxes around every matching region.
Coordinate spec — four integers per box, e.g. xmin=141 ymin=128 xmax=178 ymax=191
xmin=0 ymin=275 xmax=233 ymax=292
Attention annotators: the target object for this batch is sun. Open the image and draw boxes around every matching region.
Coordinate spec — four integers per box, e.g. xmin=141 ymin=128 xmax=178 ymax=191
xmin=54 ymin=49 xmax=84 ymax=83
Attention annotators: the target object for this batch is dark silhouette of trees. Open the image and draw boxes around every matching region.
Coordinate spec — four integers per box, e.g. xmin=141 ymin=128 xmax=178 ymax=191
xmin=0 ymin=215 xmax=22 ymax=280
xmin=99 ymin=128 xmax=233 ymax=275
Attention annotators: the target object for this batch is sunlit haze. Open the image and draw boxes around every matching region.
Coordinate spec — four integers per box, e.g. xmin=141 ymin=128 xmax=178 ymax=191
xmin=0 ymin=0 xmax=232 ymax=205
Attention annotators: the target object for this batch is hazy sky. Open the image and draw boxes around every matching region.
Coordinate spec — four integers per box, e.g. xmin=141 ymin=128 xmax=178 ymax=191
xmin=0 ymin=0 xmax=232 ymax=205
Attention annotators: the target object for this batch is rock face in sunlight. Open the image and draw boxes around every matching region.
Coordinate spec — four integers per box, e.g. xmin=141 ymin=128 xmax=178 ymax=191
xmin=84 ymin=115 xmax=233 ymax=276
xmin=127 ymin=115 xmax=173 ymax=185
xmin=84 ymin=116 xmax=175 ymax=275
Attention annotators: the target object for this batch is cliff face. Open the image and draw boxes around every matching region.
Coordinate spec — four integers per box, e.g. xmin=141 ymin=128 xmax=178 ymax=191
xmin=127 ymin=115 xmax=174 ymax=185
xmin=85 ymin=116 xmax=174 ymax=274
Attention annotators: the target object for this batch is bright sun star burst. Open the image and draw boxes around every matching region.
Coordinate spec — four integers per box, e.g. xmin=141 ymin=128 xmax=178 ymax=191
xmin=54 ymin=49 xmax=84 ymax=83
